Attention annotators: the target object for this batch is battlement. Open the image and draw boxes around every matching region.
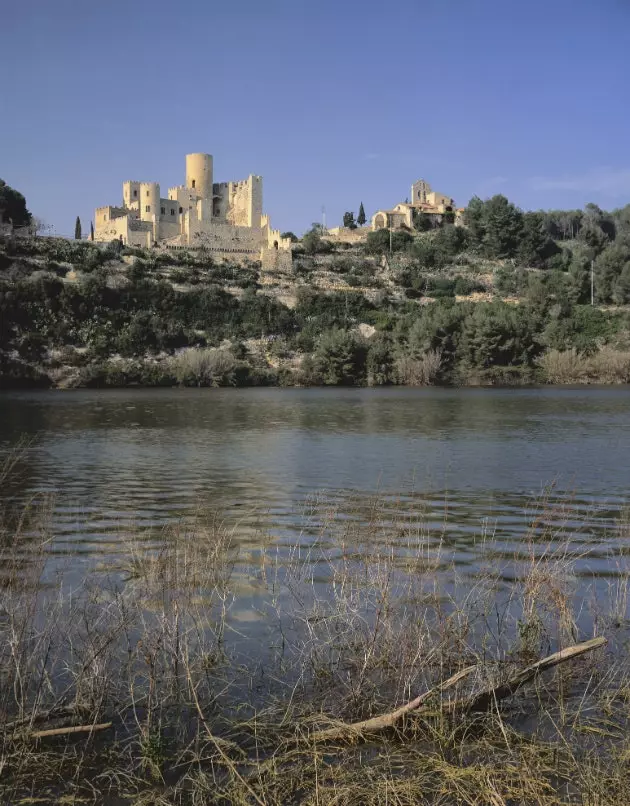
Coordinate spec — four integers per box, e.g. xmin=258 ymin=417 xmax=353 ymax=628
xmin=93 ymin=153 xmax=291 ymax=265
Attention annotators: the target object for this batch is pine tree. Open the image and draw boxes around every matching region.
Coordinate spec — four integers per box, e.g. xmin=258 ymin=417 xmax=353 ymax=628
xmin=90 ymin=221 xmax=94 ymax=241
xmin=357 ymin=202 xmax=367 ymax=227
xmin=74 ymin=216 xmax=82 ymax=240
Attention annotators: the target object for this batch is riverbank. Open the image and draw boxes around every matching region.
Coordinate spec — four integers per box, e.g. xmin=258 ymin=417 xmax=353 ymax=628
xmin=2 ymin=478 xmax=630 ymax=804
xmin=3 ymin=234 xmax=630 ymax=392
xmin=4 ymin=343 xmax=630 ymax=390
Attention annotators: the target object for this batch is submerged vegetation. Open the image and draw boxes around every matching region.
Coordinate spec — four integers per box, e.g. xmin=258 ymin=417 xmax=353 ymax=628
xmin=3 ymin=180 xmax=630 ymax=389
xmin=2 ymin=462 xmax=630 ymax=803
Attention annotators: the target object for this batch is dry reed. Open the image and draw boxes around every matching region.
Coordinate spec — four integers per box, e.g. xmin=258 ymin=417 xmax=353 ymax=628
xmin=0 ymin=464 xmax=629 ymax=804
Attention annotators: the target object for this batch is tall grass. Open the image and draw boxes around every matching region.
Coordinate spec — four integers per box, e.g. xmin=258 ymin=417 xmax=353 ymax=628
xmin=1 ymin=476 xmax=630 ymax=803
xmin=540 ymin=346 xmax=630 ymax=384
xmin=396 ymin=349 xmax=443 ymax=385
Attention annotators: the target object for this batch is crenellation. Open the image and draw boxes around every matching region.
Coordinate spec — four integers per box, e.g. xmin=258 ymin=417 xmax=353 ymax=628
xmin=94 ymin=152 xmax=292 ymax=262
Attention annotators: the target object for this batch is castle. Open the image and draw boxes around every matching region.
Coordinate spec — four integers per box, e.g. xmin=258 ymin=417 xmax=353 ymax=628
xmin=371 ymin=179 xmax=464 ymax=231
xmin=94 ymin=153 xmax=292 ymax=264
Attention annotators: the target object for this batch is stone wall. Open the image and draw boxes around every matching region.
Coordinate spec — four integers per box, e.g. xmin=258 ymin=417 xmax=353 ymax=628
xmin=325 ymin=227 xmax=370 ymax=244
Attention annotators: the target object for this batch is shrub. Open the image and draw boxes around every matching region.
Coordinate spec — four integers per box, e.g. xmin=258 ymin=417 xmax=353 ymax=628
xmin=426 ymin=277 xmax=456 ymax=298
xmin=365 ymin=229 xmax=412 ymax=255
xmin=395 ymin=350 xmax=442 ymax=385
xmin=454 ymin=276 xmax=486 ymax=296
xmin=169 ymin=348 xmax=236 ymax=387
xmin=586 ymin=346 xmax=630 ymax=383
xmin=314 ymin=328 xmax=367 ymax=385
xmin=537 ymin=349 xmax=587 ymax=384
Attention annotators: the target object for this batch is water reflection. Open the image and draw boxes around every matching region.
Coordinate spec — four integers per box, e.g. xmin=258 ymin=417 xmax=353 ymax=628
xmin=1 ymin=387 xmax=630 ymax=586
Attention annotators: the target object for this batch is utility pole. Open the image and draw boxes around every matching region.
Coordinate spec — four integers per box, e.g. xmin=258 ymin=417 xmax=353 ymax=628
xmin=591 ymin=260 xmax=594 ymax=305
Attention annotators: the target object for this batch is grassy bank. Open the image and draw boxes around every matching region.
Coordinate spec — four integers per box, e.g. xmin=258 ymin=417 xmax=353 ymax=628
xmin=2 ymin=478 xmax=630 ymax=804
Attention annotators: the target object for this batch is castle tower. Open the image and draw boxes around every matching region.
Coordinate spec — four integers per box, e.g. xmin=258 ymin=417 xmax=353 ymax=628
xmin=248 ymin=175 xmax=263 ymax=228
xmin=140 ymin=181 xmax=160 ymax=241
xmin=186 ymin=153 xmax=213 ymax=199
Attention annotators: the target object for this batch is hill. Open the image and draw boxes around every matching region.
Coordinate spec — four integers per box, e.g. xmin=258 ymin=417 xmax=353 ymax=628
xmin=2 ymin=190 xmax=630 ymax=389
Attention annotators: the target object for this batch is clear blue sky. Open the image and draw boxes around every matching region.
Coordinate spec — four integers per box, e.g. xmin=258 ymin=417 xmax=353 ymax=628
xmin=2 ymin=0 xmax=629 ymax=237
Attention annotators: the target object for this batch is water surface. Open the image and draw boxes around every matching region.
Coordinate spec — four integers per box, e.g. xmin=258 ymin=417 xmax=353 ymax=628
xmin=1 ymin=387 xmax=629 ymax=597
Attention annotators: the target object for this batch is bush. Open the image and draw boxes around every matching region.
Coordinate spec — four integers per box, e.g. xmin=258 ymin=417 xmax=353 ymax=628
xmin=365 ymin=229 xmax=412 ymax=255
xmin=586 ymin=346 xmax=630 ymax=383
xmin=454 ymin=276 xmax=486 ymax=296
xmin=537 ymin=349 xmax=587 ymax=384
xmin=169 ymin=348 xmax=236 ymax=387
xmin=426 ymin=277 xmax=456 ymax=298
xmin=314 ymin=328 xmax=367 ymax=385
xmin=395 ymin=351 xmax=442 ymax=385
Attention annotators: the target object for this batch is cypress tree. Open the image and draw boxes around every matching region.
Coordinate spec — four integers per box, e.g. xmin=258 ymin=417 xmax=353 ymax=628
xmin=74 ymin=216 xmax=82 ymax=240
xmin=90 ymin=221 xmax=94 ymax=241
xmin=357 ymin=202 xmax=367 ymax=227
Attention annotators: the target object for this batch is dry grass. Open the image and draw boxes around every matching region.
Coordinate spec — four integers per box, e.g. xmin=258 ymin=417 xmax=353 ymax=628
xmin=539 ymin=346 xmax=630 ymax=384
xmin=396 ymin=350 xmax=443 ymax=385
xmin=1 ymin=473 xmax=630 ymax=804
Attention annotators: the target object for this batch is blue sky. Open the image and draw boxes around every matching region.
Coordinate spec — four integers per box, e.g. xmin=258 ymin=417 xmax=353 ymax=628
xmin=2 ymin=0 xmax=629 ymax=237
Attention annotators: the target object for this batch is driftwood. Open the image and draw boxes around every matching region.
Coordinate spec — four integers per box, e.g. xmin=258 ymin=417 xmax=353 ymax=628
xmin=2 ymin=705 xmax=88 ymax=733
xmin=311 ymin=636 xmax=607 ymax=744
xmin=310 ymin=665 xmax=477 ymax=743
xmin=30 ymin=722 xmax=112 ymax=739
xmin=449 ymin=636 xmax=607 ymax=714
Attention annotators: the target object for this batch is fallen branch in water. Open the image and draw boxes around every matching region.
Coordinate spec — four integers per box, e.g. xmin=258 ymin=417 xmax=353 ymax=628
xmin=450 ymin=636 xmax=607 ymax=714
xmin=30 ymin=722 xmax=112 ymax=739
xmin=310 ymin=665 xmax=477 ymax=743
xmin=311 ymin=637 xmax=607 ymax=744
xmin=2 ymin=704 xmax=89 ymax=733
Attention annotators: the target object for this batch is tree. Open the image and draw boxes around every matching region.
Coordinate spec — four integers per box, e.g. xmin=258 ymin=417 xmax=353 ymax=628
xmin=579 ymin=204 xmax=609 ymax=256
xmin=366 ymin=335 xmax=394 ymax=385
xmin=481 ymin=195 xmax=523 ymax=259
xmin=413 ymin=211 xmax=434 ymax=232
xmin=518 ymin=212 xmax=560 ymax=268
xmin=594 ymin=243 xmax=630 ymax=302
xmin=280 ymin=231 xmax=298 ymax=243
xmin=459 ymin=302 xmax=539 ymax=370
xmin=343 ymin=211 xmax=357 ymax=229
xmin=314 ymin=328 xmax=367 ymax=385
xmin=90 ymin=222 xmax=95 ymax=241
xmin=74 ymin=217 xmax=82 ymax=240
xmin=0 ymin=179 xmax=32 ymax=227
xmin=357 ymin=202 xmax=367 ymax=227
xmin=463 ymin=196 xmax=486 ymax=245
xmin=302 ymin=225 xmax=333 ymax=255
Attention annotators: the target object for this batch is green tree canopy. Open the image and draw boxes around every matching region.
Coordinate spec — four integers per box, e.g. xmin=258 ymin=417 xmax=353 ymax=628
xmin=314 ymin=328 xmax=367 ymax=385
xmin=518 ymin=212 xmax=560 ymax=267
xmin=0 ymin=179 xmax=32 ymax=227
xmin=357 ymin=202 xmax=367 ymax=227
xmin=343 ymin=211 xmax=357 ymax=229
xmin=481 ymin=195 xmax=524 ymax=259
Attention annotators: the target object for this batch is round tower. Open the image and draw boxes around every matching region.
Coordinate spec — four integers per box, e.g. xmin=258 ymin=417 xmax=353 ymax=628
xmin=186 ymin=153 xmax=213 ymax=199
xmin=140 ymin=182 xmax=160 ymax=222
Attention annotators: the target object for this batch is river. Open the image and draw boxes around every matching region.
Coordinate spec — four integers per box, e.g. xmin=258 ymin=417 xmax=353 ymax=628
xmin=1 ymin=387 xmax=629 ymax=614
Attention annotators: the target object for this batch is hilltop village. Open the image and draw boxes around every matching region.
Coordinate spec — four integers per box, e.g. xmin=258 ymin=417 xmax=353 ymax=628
xmin=2 ymin=158 xmax=630 ymax=390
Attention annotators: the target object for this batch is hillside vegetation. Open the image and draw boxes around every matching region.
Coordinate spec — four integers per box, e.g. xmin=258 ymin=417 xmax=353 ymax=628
xmin=3 ymin=188 xmax=630 ymax=389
